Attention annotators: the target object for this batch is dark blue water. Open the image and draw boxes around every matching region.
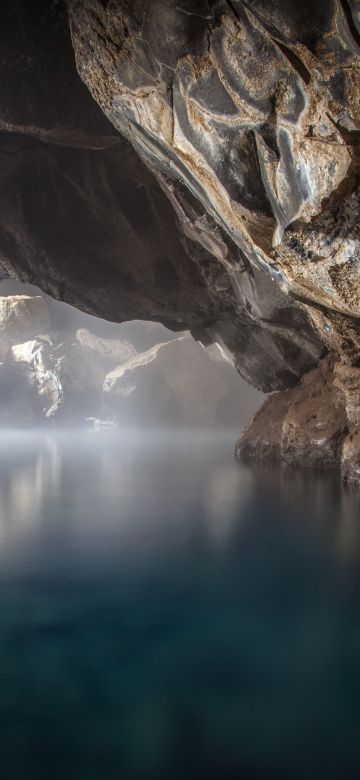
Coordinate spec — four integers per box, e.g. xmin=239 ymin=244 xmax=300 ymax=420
xmin=0 ymin=430 xmax=359 ymax=780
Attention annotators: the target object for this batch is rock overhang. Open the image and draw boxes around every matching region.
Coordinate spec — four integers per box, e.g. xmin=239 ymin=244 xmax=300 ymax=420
xmin=0 ymin=0 xmax=358 ymax=417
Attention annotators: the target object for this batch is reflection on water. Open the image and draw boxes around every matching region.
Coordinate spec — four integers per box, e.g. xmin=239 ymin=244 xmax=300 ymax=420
xmin=0 ymin=430 xmax=359 ymax=779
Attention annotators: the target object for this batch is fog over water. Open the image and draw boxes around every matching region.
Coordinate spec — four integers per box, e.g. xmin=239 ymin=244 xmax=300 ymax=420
xmin=0 ymin=430 xmax=359 ymax=779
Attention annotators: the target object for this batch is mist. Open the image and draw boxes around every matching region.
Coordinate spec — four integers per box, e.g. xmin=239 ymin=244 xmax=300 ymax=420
xmin=0 ymin=279 xmax=264 ymax=432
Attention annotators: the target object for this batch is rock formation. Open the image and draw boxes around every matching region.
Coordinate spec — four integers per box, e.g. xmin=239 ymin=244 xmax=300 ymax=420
xmin=0 ymin=2 xmax=358 ymax=478
xmin=236 ymin=357 xmax=360 ymax=484
xmin=11 ymin=336 xmax=106 ymax=421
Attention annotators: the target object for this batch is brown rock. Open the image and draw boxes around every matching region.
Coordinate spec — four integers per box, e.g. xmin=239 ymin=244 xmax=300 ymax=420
xmin=236 ymin=357 xmax=360 ymax=483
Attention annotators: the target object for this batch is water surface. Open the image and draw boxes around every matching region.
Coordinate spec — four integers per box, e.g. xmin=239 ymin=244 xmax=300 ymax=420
xmin=0 ymin=430 xmax=359 ymax=779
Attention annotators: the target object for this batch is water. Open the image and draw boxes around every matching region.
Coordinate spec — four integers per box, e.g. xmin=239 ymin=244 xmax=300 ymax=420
xmin=0 ymin=430 xmax=359 ymax=780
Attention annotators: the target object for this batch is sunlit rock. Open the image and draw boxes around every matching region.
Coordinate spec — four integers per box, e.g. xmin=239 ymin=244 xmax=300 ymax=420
xmin=11 ymin=335 xmax=104 ymax=421
xmin=0 ymin=295 xmax=49 ymax=345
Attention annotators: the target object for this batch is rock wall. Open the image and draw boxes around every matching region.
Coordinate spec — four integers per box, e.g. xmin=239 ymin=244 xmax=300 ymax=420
xmin=69 ymin=0 xmax=360 ymax=365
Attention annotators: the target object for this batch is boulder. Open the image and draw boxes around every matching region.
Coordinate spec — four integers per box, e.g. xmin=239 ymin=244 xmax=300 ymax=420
xmin=235 ymin=357 xmax=360 ymax=483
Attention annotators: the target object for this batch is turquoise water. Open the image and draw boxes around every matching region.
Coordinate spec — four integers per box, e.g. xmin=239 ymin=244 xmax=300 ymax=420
xmin=0 ymin=430 xmax=359 ymax=779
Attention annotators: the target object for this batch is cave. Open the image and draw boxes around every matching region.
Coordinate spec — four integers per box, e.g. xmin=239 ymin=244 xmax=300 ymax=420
xmin=0 ymin=0 xmax=359 ymax=481
xmin=0 ymin=4 xmax=360 ymax=777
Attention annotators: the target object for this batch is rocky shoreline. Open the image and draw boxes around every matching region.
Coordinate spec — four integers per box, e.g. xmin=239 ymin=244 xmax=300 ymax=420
xmin=235 ymin=357 xmax=360 ymax=485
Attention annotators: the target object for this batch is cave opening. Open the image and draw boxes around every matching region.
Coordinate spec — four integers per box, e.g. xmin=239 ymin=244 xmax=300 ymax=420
xmin=0 ymin=279 xmax=263 ymax=431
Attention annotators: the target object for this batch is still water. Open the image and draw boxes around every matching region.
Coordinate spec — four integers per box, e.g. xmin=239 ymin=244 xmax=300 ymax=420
xmin=0 ymin=430 xmax=359 ymax=780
